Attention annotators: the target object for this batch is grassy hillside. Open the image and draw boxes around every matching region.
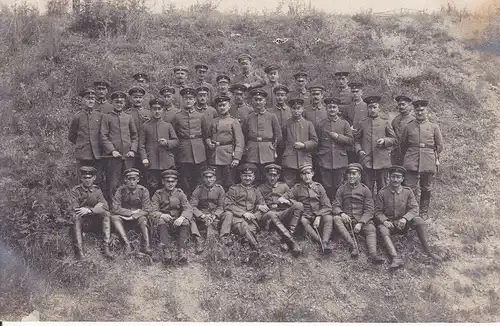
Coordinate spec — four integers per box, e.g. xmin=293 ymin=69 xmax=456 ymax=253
xmin=1 ymin=2 xmax=500 ymax=321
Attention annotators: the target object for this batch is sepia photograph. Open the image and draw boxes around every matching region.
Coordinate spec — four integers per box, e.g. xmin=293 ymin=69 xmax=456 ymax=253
xmin=0 ymin=0 xmax=498 ymax=322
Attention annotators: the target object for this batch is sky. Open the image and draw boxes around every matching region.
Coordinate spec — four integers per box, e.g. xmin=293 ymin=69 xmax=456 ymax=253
xmin=0 ymin=0 xmax=494 ymax=14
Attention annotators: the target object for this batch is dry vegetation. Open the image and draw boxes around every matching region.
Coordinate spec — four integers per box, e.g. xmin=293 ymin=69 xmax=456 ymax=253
xmin=1 ymin=0 xmax=500 ymax=321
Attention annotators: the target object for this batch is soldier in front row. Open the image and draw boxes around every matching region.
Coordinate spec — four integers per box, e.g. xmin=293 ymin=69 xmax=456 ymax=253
xmin=69 ymin=166 xmax=112 ymax=260
xmin=375 ymin=165 xmax=441 ymax=268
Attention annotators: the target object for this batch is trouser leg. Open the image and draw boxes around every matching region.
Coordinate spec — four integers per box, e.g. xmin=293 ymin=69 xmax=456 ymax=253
xmin=364 ymin=223 xmax=384 ymax=263
xmin=300 ymin=217 xmax=321 ymax=243
xmin=404 ymin=170 xmax=420 ymax=198
xmin=138 ymin=216 xmax=152 ymax=254
xmin=319 ymin=167 xmax=334 ymax=200
xmin=111 ymin=215 xmax=130 ymax=245
xmin=420 ymin=173 xmax=434 ymax=216
xmin=146 ymin=169 xmax=162 ymax=196
xmin=332 ymin=215 xmax=354 ymax=247
xmin=413 ymin=217 xmax=432 ymax=253
xmin=219 ymin=211 xmax=233 ymax=238
xmin=363 ymin=168 xmax=376 ymax=194
xmin=332 ymin=167 xmax=346 ymax=199
xmin=107 ymin=158 xmax=123 ymax=199
xmin=375 ymin=169 xmax=388 ymax=194
xmin=73 ymin=216 xmax=84 ymax=258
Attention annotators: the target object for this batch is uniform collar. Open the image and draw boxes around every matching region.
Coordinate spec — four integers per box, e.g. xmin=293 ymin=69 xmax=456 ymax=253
xmin=292 ymin=116 xmax=303 ymax=122
xmin=254 ymin=109 xmax=267 ymax=115
xmin=416 ymin=118 xmax=428 ymax=124
xmin=311 ymin=103 xmax=324 ymax=110
xmin=276 ymin=103 xmax=288 ymax=110
xmin=175 ymin=81 xmax=187 ymax=87
xmin=126 ymin=186 xmax=139 ymax=194
xmin=347 ymin=182 xmax=361 ymax=189
xmin=328 ymin=116 xmax=339 ymax=122
xmin=337 ymin=85 xmax=349 ymax=91
xmin=83 ymin=108 xmax=94 ymax=114
xmin=165 ymin=105 xmax=175 ymax=111
xmin=96 ymin=98 xmax=107 ymax=104
xmin=203 ymin=184 xmax=215 ymax=190
xmin=112 ymin=110 xmax=123 ymax=115
xmin=80 ymin=185 xmax=93 ymax=192
xmin=183 ymin=107 xmax=196 ymax=114
xmin=389 ymin=186 xmax=402 ymax=194
xmin=240 ymin=184 xmax=254 ymax=189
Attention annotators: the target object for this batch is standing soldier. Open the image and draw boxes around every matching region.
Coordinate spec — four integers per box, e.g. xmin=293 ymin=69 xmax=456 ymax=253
xmin=159 ymin=86 xmax=180 ymax=123
xmin=332 ymin=163 xmax=385 ymax=263
xmin=258 ymin=164 xmax=302 ymax=256
xmin=94 ymin=81 xmax=114 ymax=114
xmin=391 ymin=95 xmax=415 ymax=165
xmin=263 ymin=64 xmax=281 ymax=108
xmin=242 ymin=89 xmax=282 ymax=182
xmin=317 ymin=97 xmax=354 ymax=199
xmin=151 ymin=170 xmax=197 ymax=265
xmin=281 ymin=98 xmax=318 ymax=186
xmin=332 ymin=71 xmax=352 ymax=116
xmin=233 ymin=53 xmax=266 ymax=97
xmin=69 ymin=89 xmax=104 ymax=185
xmin=193 ymin=63 xmax=216 ymax=104
xmin=171 ymin=87 xmax=209 ymax=195
xmin=195 ymin=86 xmax=218 ymax=128
xmin=127 ymin=86 xmax=151 ymax=133
xmin=268 ymin=85 xmax=292 ymax=163
xmin=139 ymin=98 xmax=179 ymax=195
xmin=344 ymin=82 xmax=367 ymax=129
xmin=172 ymin=66 xmax=189 ymax=108
xmin=100 ymin=91 xmax=138 ymax=198
xmin=229 ymin=83 xmax=253 ymax=124
xmin=288 ymin=72 xmax=311 ymax=106
xmin=303 ymin=85 xmax=327 ymax=132
xmin=206 ymin=95 xmax=244 ymax=189
xmin=375 ymin=165 xmax=441 ymax=267
xmin=110 ymin=168 xmax=152 ymax=255
xmin=215 ymin=73 xmax=232 ymax=99
xmin=280 ymin=165 xmax=334 ymax=253
xmin=355 ymin=96 xmax=397 ymax=195
xmin=69 ymin=166 xmax=112 ymax=260
xmin=400 ymin=100 xmax=443 ymax=219
xmin=221 ymin=163 xmax=268 ymax=251
xmin=132 ymin=73 xmax=154 ymax=109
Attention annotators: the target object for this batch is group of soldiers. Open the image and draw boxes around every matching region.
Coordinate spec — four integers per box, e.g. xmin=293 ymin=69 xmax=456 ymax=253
xmin=68 ymin=53 xmax=443 ymax=268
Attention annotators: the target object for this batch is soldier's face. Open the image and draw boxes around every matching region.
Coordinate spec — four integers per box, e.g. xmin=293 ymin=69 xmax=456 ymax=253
xmin=175 ymin=71 xmax=187 ymax=81
xmin=218 ymin=81 xmax=229 ymax=93
xmin=368 ymin=103 xmax=380 ymax=117
xmin=267 ymin=70 xmax=279 ymax=82
xmin=232 ymin=91 xmax=244 ymax=104
xmin=347 ymin=170 xmax=361 ymax=185
xmin=296 ymin=78 xmax=307 ymax=89
xmin=113 ymin=98 xmax=126 ymax=112
xmin=125 ymin=176 xmax=140 ymax=189
xmin=131 ymin=94 xmax=144 ymax=107
xmin=311 ymin=91 xmax=323 ymax=104
xmin=327 ymin=104 xmax=340 ymax=117
xmin=96 ymin=86 xmax=108 ymax=98
xmin=275 ymin=91 xmax=287 ymax=104
xmin=197 ymin=92 xmax=208 ymax=104
xmin=291 ymin=104 xmax=304 ymax=117
xmin=336 ymin=76 xmax=348 ymax=87
xmin=351 ymin=89 xmax=363 ymax=101
xmin=239 ymin=60 xmax=251 ymax=73
xmin=151 ymin=104 xmax=164 ymax=119
xmin=415 ymin=106 xmax=427 ymax=121
xmin=203 ymin=174 xmax=216 ymax=187
xmin=183 ymin=94 xmax=196 ymax=108
xmin=196 ymin=69 xmax=207 ymax=80
xmin=252 ymin=96 xmax=266 ymax=109
xmin=81 ymin=175 xmax=95 ymax=187
xmin=398 ymin=101 xmax=411 ymax=114
xmin=82 ymin=95 xmax=96 ymax=109
xmin=300 ymin=170 xmax=314 ymax=184
xmin=163 ymin=178 xmax=177 ymax=191
xmin=161 ymin=92 xmax=174 ymax=105
xmin=241 ymin=173 xmax=255 ymax=185
xmin=266 ymin=172 xmax=279 ymax=185
xmin=217 ymin=101 xmax=230 ymax=115
xmin=389 ymin=172 xmax=404 ymax=187
xmin=137 ymin=80 xmax=149 ymax=89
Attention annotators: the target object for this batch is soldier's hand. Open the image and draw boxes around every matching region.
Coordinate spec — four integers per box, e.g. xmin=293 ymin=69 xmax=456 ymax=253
xmin=174 ymin=216 xmax=185 ymax=226
xmin=293 ymin=142 xmax=306 ymax=149
xmin=126 ymin=151 xmax=135 ymax=158
xmin=206 ymin=139 xmax=216 ymax=149
xmin=243 ymin=212 xmax=255 ymax=220
xmin=243 ymin=83 xmax=251 ymax=89
xmin=376 ymin=138 xmax=385 ymax=147
xmin=142 ymin=159 xmax=149 ymax=167
xmin=340 ymin=213 xmax=351 ymax=224
xmin=230 ymin=159 xmax=240 ymax=168
xmin=383 ymin=220 xmax=395 ymax=230
xmin=258 ymin=205 xmax=269 ymax=213
xmin=313 ymin=216 xmax=321 ymax=229
xmin=131 ymin=212 xmax=143 ymax=220
xmin=158 ymin=138 xmax=168 ymax=146
xmin=161 ymin=213 xmax=173 ymax=222
xmin=354 ymin=222 xmax=363 ymax=234
xmin=397 ymin=218 xmax=407 ymax=230
xmin=277 ymin=197 xmax=291 ymax=205
xmin=358 ymin=150 xmax=366 ymax=157
xmin=329 ymin=132 xmax=339 ymax=140
xmin=200 ymin=214 xmax=209 ymax=222
xmin=111 ymin=150 xmax=122 ymax=158
xmin=75 ymin=208 xmax=88 ymax=218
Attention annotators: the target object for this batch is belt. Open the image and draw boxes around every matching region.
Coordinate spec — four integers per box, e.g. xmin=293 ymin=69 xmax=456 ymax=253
xmin=213 ymin=140 xmax=233 ymax=146
xmin=411 ymin=143 xmax=435 ymax=149
xmin=248 ymin=137 xmax=273 ymax=142
xmin=180 ymin=134 xmax=202 ymax=140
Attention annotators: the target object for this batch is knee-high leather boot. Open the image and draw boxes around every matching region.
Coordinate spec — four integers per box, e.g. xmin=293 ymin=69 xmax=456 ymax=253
xmin=366 ymin=231 xmax=384 ymax=264
xmin=415 ymin=224 xmax=441 ymax=260
xmin=73 ymin=220 xmax=85 ymax=260
xmin=382 ymin=235 xmax=403 ymax=268
xmin=272 ymin=216 xmax=301 ymax=257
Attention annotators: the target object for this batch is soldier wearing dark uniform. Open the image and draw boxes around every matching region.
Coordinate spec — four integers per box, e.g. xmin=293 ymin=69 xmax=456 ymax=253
xmin=263 ymin=64 xmax=281 ymax=108
xmin=268 ymin=85 xmax=292 ymax=164
xmin=206 ymin=95 xmax=244 ymax=189
xmin=139 ymin=98 xmax=179 ymax=195
xmin=281 ymin=98 xmax=318 ymax=186
xmin=193 ymin=63 xmax=216 ymax=104
xmin=69 ymin=166 xmax=112 ymax=260
xmin=375 ymin=165 xmax=441 ymax=267
xmin=400 ymin=100 xmax=443 ymax=219
xmin=355 ymin=96 xmax=397 ymax=195
xmin=229 ymin=83 xmax=254 ymax=124
xmin=317 ymin=97 xmax=354 ymax=199
xmin=344 ymin=82 xmax=367 ymax=129
xmin=171 ymin=87 xmax=209 ymax=195
xmin=172 ymin=66 xmax=189 ymax=109
xmin=281 ymin=165 xmax=334 ymax=253
xmin=159 ymin=86 xmax=180 ymax=123
xmin=258 ymin=164 xmax=302 ymax=256
xmin=242 ymin=89 xmax=282 ymax=183
xmin=94 ymin=81 xmax=114 ymax=114
xmin=127 ymin=85 xmax=152 ymax=131
xmin=151 ymin=169 xmax=198 ymax=265
xmin=391 ymin=95 xmax=415 ymax=165
xmin=332 ymin=71 xmax=352 ymax=117
xmin=195 ymin=86 xmax=218 ymax=128
xmin=215 ymin=74 xmax=232 ymax=102
xmin=132 ymin=73 xmax=155 ymax=109
xmin=332 ymin=163 xmax=385 ymax=263
xmin=288 ymin=72 xmax=311 ymax=107
xmin=100 ymin=91 xmax=138 ymax=198
xmin=110 ymin=168 xmax=152 ymax=255
xmin=233 ymin=53 xmax=266 ymax=98
xmin=303 ymin=85 xmax=327 ymax=132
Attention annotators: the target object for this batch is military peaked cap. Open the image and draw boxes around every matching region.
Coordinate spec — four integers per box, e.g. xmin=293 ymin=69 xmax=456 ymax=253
xmin=128 ymin=86 xmax=146 ymax=96
xmin=79 ymin=166 xmax=97 ymax=177
xmin=264 ymin=163 xmax=282 ymax=174
xmin=194 ymin=63 xmax=209 ymax=71
xmin=264 ymin=64 xmax=280 ymax=74
xmin=324 ymin=97 xmax=342 ymax=105
xmin=288 ymin=98 xmax=305 ymax=106
xmin=196 ymin=86 xmax=210 ymax=93
xmin=273 ymin=85 xmax=289 ymax=94
xmin=412 ymin=100 xmax=429 ymax=108
xmin=159 ymin=85 xmax=175 ymax=95
xmin=299 ymin=164 xmax=314 ymax=174
xmin=110 ymin=91 xmax=127 ymax=100
xmin=229 ymin=83 xmax=247 ymax=93
xmin=214 ymin=95 xmax=231 ymax=105
xmin=161 ymin=169 xmax=179 ymax=179
xmin=334 ymin=71 xmax=349 ymax=77
xmin=173 ymin=66 xmax=189 ymax=73
xmin=250 ymin=88 xmax=268 ymax=98
xmin=389 ymin=165 xmax=407 ymax=176
xmin=237 ymin=53 xmax=253 ymax=63
xmin=123 ymin=168 xmax=141 ymax=177
xmin=363 ymin=96 xmax=382 ymax=105
xmin=308 ymin=85 xmax=325 ymax=92
xmin=94 ymin=80 xmax=110 ymax=88
xmin=149 ymin=98 xmax=165 ymax=107
xmin=348 ymin=82 xmax=364 ymax=89
xmin=293 ymin=72 xmax=308 ymax=79
xmin=347 ymin=163 xmax=363 ymax=173
xmin=202 ymin=166 xmax=217 ymax=177
xmin=79 ymin=88 xmax=96 ymax=97
xmin=179 ymin=87 xmax=197 ymax=97
xmin=133 ymin=73 xmax=149 ymax=81
xmin=216 ymin=74 xmax=231 ymax=83
xmin=395 ymin=95 xmax=412 ymax=103
xmin=238 ymin=163 xmax=257 ymax=174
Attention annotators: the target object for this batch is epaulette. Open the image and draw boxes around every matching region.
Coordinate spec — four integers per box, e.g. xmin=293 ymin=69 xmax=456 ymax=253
xmin=92 ymin=185 xmax=101 ymax=190
xmin=71 ymin=184 xmax=83 ymax=191
xmin=214 ymin=184 xmax=224 ymax=189
xmin=137 ymin=184 xmax=148 ymax=191
xmin=402 ymin=186 xmax=413 ymax=191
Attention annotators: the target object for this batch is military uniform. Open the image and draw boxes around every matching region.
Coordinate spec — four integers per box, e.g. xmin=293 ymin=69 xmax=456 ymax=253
xmin=195 ymin=104 xmax=218 ymax=129
xmin=268 ymin=103 xmax=291 ymax=164
xmin=128 ymin=107 xmax=151 ymax=131
xmin=345 ymin=100 xmax=367 ymax=130
xmin=131 ymin=73 xmax=154 ymax=109
xmin=193 ymin=80 xmax=216 ymax=105
xmin=333 ymin=85 xmax=352 ymax=118
xmin=190 ymin=182 xmax=227 ymax=239
xmin=391 ymin=113 xmax=414 ymax=165
xmin=303 ymin=102 xmax=327 ymax=132
xmin=230 ymin=101 xmax=254 ymax=124
xmin=95 ymin=99 xmax=114 ymax=115
xmin=163 ymin=105 xmax=181 ymax=123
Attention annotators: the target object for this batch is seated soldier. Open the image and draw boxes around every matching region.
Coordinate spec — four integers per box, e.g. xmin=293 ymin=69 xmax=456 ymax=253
xmin=221 ymin=163 xmax=268 ymax=252
xmin=375 ymin=165 xmax=441 ymax=268
xmin=258 ymin=164 xmax=302 ymax=257
xmin=151 ymin=170 xmax=198 ymax=265
xmin=189 ymin=167 xmax=226 ymax=254
xmin=69 ymin=166 xmax=112 ymax=260
xmin=332 ymin=163 xmax=385 ymax=264
xmin=280 ymin=164 xmax=334 ymax=254
xmin=110 ymin=168 xmax=152 ymax=255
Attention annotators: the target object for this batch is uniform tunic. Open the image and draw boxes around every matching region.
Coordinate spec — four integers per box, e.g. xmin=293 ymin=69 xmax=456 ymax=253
xmin=111 ymin=184 xmax=151 ymax=217
xmin=151 ymin=188 xmax=194 ymax=221
xmin=268 ymin=104 xmax=292 ymax=130
xmin=233 ymin=71 xmax=266 ymax=91
xmin=345 ymin=100 xmax=368 ymax=129
xmin=332 ymin=183 xmax=374 ymax=224
xmin=284 ymin=182 xmax=331 ymax=217
xmin=193 ymin=80 xmax=216 ymax=104
xmin=257 ymin=182 xmax=290 ymax=209
xmin=95 ymin=99 xmax=114 ymax=114
xmin=127 ymin=107 xmax=151 ymax=131
xmin=391 ymin=113 xmax=414 ymax=140
xmin=162 ymin=105 xmax=180 ymax=123
xmin=173 ymin=83 xmax=188 ymax=109
xmin=69 ymin=184 xmax=109 ymax=214
xmin=242 ymin=110 xmax=282 ymax=164
xmin=303 ymin=103 xmax=328 ymax=132
xmin=68 ymin=109 xmax=104 ymax=160
xmin=317 ymin=117 xmax=353 ymax=169
xmin=354 ymin=116 xmax=397 ymax=170
xmin=229 ymin=102 xmax=254 ymax=124
xmin=374 ymin=185 xmax=419 ymax=223
xmin=195 ymin=105 xmax=218 ymax=129
xmin=263 ymin=82 xmax=281 ymax=108
xmin=100 ymin=111 xmax=138 ymax=156
xmin=281 ymin=117 xmax=318 ymax=169
xmin=224 ymin=184 xmax=266 ymax=216
xmin=207 ymin=115 xmax=244 ymax=165
xmin=139 ymin=118 xmax=179 ymax=170
xmin=400 ymin=119 xmax=443 ymax=174
xmin=333 ymin=86 xmax=352 ymax=117
xmin=190 ymin=184 xmax=225 ymax=218
xmin=171 ymin=109 xmax=208 ymax=164
xmin=288 ymin=89 xmax=311 ymax=106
